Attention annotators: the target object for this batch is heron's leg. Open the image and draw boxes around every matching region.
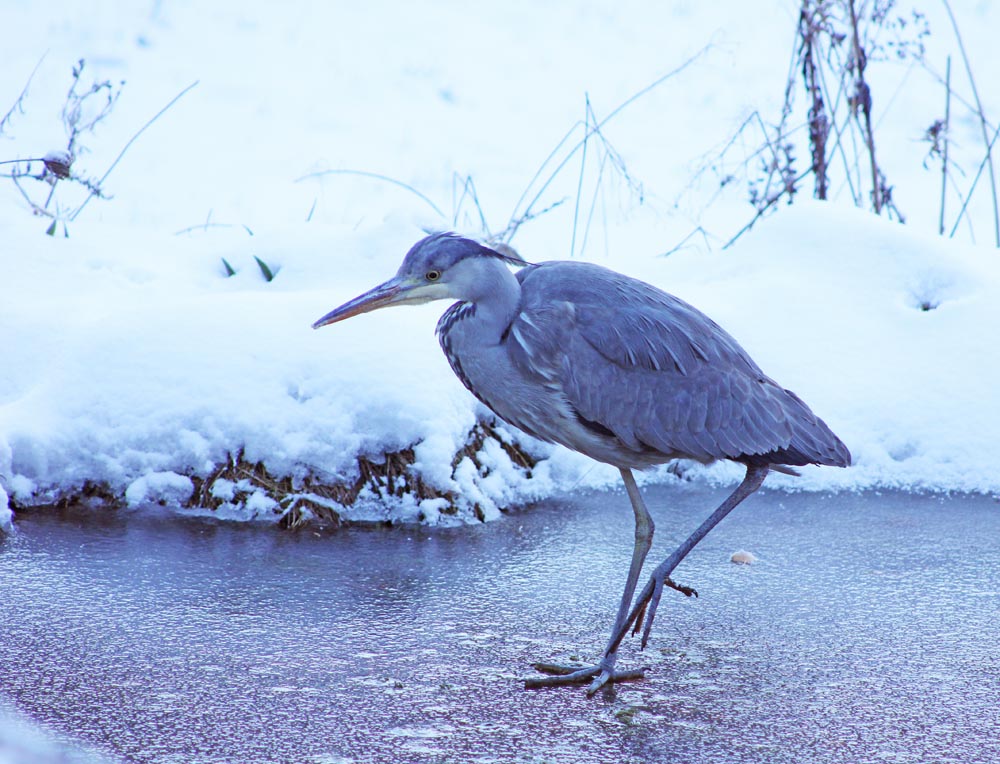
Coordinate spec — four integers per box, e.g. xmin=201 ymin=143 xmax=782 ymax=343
xmin=607 ymin=464 xmax=769 ymax=659
xmin=611 ymin=468 xmax=655 ymax=638
xmin=526 ymin=466 xmax=767 ymax=693
xmin=526 ymin=469 xmax=656 ymax=692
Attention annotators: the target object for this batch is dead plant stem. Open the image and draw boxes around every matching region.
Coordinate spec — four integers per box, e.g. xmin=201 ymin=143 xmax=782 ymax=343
xmin=848 ymin=0 xmax=882 ymax=214
xmin=71 ymin=80 xmax=199 ymax=221
xmin=940 ymin=56 xmax=951 ymax=236
xmin=948 ymin=119 xmax=1000 ymax=239
xmin=942 ymin=0 xmax=999 ymax=246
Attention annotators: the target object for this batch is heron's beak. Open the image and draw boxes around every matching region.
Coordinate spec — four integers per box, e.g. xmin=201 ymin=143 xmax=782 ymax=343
xmin=312 ymin=276 xmax=445 ymax=329
xmin=312 ymin=278 xmax=404 ymax=328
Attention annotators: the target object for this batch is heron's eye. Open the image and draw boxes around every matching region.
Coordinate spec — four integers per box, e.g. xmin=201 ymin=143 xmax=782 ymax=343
xmin=425 ymin=270 xmax=441 ymax=282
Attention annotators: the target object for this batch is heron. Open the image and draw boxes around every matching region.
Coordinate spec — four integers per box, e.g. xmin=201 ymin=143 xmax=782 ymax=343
xmin=313 ymin=232 xmax=851 ymax=695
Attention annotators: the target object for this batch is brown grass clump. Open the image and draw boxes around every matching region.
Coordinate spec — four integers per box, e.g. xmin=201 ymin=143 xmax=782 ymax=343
xmin=187 ymin=419 xmax=539 ymax=529
xmin=9 ymin=420 xmax=540 ymax=529
xmin=188 ymin=447 xmax=433 ymax=529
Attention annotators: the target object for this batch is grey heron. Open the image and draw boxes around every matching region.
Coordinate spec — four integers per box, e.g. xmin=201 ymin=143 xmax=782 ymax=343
xmin=313 ymin=232 xmax=851 ymax=694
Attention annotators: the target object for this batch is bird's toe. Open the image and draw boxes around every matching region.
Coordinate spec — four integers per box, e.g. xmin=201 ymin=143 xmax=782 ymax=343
xmin=524 ymin=662 xmax=644 ymax=690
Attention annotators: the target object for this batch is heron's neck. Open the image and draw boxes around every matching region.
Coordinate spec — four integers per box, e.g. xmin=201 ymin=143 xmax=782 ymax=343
xmin=464 ymin=259 xmax=521 ymax=343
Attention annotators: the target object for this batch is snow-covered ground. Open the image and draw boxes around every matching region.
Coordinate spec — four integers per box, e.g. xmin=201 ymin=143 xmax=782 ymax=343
xmin=1 ymin=1 xmax=998 ymax=529
xmin=0 ymin=699 xmax=112 ymax=764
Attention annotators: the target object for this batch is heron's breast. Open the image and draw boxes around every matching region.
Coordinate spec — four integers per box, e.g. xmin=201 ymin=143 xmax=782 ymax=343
xmin=438 ymin=313 xmax=670 ymax=469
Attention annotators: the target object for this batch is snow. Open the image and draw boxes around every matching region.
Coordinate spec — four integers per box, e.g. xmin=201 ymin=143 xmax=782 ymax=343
xmin=730 ymin=550 xmax=758 ymax=565
xmin=0 ymin=489 xmax=10 ymax=535
xmin=1 ymin=2 xmax=998 ymax=527
xmin=0 ymin=699 xmax=111 ymax=764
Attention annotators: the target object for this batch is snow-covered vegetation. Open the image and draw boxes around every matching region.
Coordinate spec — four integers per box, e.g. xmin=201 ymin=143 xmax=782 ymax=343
xmin=2 ymin=1 xmax=997 ymax=529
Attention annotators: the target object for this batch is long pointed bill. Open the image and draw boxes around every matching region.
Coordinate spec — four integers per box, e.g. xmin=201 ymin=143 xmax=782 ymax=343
xmin=312 ymin=278 xmax=404 ymax=329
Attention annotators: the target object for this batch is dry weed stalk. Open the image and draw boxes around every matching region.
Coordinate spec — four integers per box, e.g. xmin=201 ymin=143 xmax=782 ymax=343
xmin=186 ymin=419 xmax=538 ymax=529
xmin=297 ymin=47 xmax=710 ymax=259
xmin=0 ymin=60 xmax=122 ymax=232
xmin=14 ymin=420 xmax=538 ymax=529
xmin=940 ymin=0 xmax=998 ymax=246
xmin=0 ymin=59 xmax=196 ymax=234
xmin=499 ymin=47 xmax=712 ymax=256
xmin=678 ymin=0 xmax=1000 ymax=252
xmin=679 ymin=0 xmax=928 ymax=252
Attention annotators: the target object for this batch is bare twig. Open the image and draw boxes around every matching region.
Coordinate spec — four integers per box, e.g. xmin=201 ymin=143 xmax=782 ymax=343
xmin=677 ymin=112 xmax=806 ymax=214
xmin=492 ymin=198 xmax=568 ymax=244
xmin=11 ymin=173 xmax=53 ymax=217
xmin=661 ymin=226 xmax=716 ymax=257
xmin=847 ymin=0 xmax=882 ymax=214
xmin=62 ymin=60 xmax=123 ymax=158
xmin=569 ymin=94 xmax=594 ymax=258
xmin=175 ymin=222 xmax=254 ymax=236
xmin=757 ymin=13 xmax=803 ymax=206
xmin=506 ymin=120 xmax=582 ymax=233
xmin=948 ymin=119 xmax=1000 ymax=239
xmin=0 ymin=157 xmax=46 ymax=168
xmin=507 ymin=45 xmax=712 ymax=236
xmin=174 ymin=209 xmax=254 ymax=237
xmin=296 ymin=168 xmax=445 ymax=219
xmin=579 ymin=146 xmax=610 ymax=258
xmin=723 ymin=196 xmax=783 ymax=251
xmin=942 ymin=0 xmax=999 ymax=246
xmin=939 ymin=56 xmax=951 ymax=236
xmin=451 ymin=173 xmax=490 ymax=235
xmin=71 ymin=80 xmax=199 ymax=221
xmin=810 ymin=33 xmax=862 ymax=205
xmin=800 ymin=4 xmax=830 ymax=200
xmin=945 ymin=172 xmax=975 ymax=241
xmin=564 ymin=94 xmax=644 ymax=258
xmin=920 ymin=63 xmax=998 ymax=136
xmin=724 ymin=167 xmax=813 ymax=249
xmin=0 ymin=53 xmax=46 ymax=135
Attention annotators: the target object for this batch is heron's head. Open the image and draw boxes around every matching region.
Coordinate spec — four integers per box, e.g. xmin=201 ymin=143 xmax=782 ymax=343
xmin=312 ymin=233 xmax=525 ymax=328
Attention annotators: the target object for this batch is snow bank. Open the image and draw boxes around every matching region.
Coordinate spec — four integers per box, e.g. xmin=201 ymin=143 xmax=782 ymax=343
xmin=2 ymin=202 xmax=997 ymax=527
xmin=1 ymin=1 xmax=998 ymax=526
xmin=638 ymin=203 xmax=1000 ymax=494
xmin=0 ymin=218 xmax=536 ymax=523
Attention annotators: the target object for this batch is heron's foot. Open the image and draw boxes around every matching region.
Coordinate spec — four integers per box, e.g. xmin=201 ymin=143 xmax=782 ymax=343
xmin=667 ymin=578 xmax=699 ymax=599
xmin=629 ymin=575 xmax=697 ymax=649
xmin=524 ymin=661 xmax=645 ymax=694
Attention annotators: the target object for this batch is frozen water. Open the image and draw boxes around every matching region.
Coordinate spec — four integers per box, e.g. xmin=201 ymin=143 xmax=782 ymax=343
xmin=2 ymin=487 xmax=999 ymax=763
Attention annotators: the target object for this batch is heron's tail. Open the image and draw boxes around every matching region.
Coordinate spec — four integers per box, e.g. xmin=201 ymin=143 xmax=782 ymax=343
xmin=747 ymin=389 xmax=852 ymax=471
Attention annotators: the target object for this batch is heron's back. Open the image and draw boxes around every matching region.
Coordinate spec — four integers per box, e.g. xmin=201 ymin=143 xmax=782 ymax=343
xmin=443 ymin=260 xmax=850 ymax=471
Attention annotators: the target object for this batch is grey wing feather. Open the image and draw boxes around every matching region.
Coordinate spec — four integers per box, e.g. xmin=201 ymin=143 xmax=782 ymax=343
xmin=510 ymin=262 xmax=850 ymax=468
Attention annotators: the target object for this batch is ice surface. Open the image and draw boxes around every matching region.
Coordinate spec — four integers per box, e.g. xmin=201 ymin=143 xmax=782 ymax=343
xmin=3 ymin=489 xmax=999 ymax=763
xmin=1 ymin=2 xmax=999 ymax=524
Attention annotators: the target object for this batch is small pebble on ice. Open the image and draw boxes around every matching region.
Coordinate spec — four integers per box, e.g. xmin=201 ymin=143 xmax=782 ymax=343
xmin=731 ymin=550 xmax=757 ymax=565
